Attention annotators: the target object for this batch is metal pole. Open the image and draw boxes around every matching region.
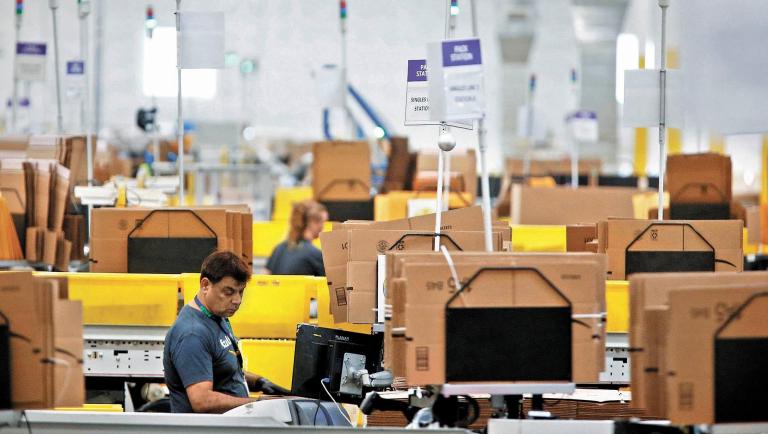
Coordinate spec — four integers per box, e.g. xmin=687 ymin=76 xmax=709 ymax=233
xmin=80 ymin=0 xmax=94 ymax=257
xmin=434 ymin=134 xmax=445 ymax=252
xmin=570 ymin=70 xmax=579 ymax=189
xmin=442 ymin=0 xmax=458 ymax=210
xmin=657 ymin=0 xmax=669 ymax=220
xmin=339 ymin=0 xmax=353 ymax=139
xmin=79 ymin=1 xmax=86 ymax=133
xmin=469 ymin=0 xmax=493 ymax=251
xmin=11 ymin=10 xmax=21 ymax=134
xmin=523 ymin=75 xmax=535 ymax=178
xmin=50 ymin=0 xmax=64 ymax=133
xmin=176 ymin=0 xmax=184 ymax=205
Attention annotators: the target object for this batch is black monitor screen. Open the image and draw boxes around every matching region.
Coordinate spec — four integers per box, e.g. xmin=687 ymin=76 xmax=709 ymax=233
xmin=290 ymin=324 xmax=383 ymax=404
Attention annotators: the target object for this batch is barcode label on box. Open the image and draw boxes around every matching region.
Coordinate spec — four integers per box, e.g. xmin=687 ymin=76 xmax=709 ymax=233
xmin=416 ymin=346 xmax=429 ymax=371
xmin=335 ymin=287 xmax=347 ymax=306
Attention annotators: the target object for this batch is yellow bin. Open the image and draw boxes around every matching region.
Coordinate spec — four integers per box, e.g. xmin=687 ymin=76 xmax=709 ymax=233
xmin=37 ymin=272 xmax=179 ymax=326
xmin=272 ymin=186 xmax=314 ymax=221
xmin=241 ymin=339 xmax=296 ymax=391
xmin=510 ymin=225 xmax=567 ymax=252
xmin=606 ymin=280 xmax=629 ymax=333
xmin=181 ymin=274 xmax=316 ymax=339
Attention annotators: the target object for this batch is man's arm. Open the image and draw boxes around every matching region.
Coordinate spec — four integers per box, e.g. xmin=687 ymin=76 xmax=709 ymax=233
xmin=245 ymin=372 xmax=291 ymax=395
xmin=186 ymin=381 xmax=257 ymax=413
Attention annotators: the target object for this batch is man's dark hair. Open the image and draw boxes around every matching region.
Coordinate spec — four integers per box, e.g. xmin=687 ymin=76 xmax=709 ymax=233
xmin=200 ymin=251 xmax=251 ymax=285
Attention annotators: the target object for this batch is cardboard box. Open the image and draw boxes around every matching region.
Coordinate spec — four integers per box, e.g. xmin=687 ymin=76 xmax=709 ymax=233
xmin=242 ymin=212 xmax=253 ymax=266
xmin=415 ymin=150 xmax=477 ymax=203
xmin=0 ymin=136 xmax=29 ymax=159
xmin=48 ymin=164 xmax=70 ymax=232
xmin=566 ymin=224 xmax=598 ymax=252
xmin=627 ymin=272 xmax=768 ymax=412
xmin=598 ymin=219 xmax=743 ymax=280
xmin=667 ymin=153 xmax=731 ymax=204
xmin=0 ymin=160 xmax=29 ymax=248
xmin=666 ymin=285 xmax=768 ymax=424
xmin=91 ymin=207 xmax=230 ymax=273
xmin=63 ymin=214 xmax=85 ymax=261
xmin=0 ymin=272 xmax=60 ymax=409
xmin=506 ymin=158 xmax=602 ymax=178
xmin=51 ymin=297 xmax=84 ymax=407
xmin=385 ymin=252 xmax=607 ymax=385
xmin=32 ymin=161 xmax=52 ymax=229
xmin=509 ymin=186 xmax=640 ymax=225
xmin=381 ymin=136 xmax=415 ymax=193
xmin=746 ymin=205 xmax=761 ymax=245
xmin=312 ymin=141 xmax=371 ymax=201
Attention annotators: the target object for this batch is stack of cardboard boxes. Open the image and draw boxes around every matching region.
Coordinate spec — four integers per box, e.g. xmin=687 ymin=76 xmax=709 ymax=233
xmin=90 ymin=205 xmax=253 ymax=273
xmin=0 ymin=272 xmax=84 ymax=409
xmin=320 ymin=207 xmax=510 ymax=323
xmin=0 ymin=135 xmax=94 ymax=266
xmin=0 ymin=158 xmax=72 ymax=269
xmin=629 ymin=272 xmax=768 ymax=424
xmin=383 ymin=252 xmax=607 ymax=385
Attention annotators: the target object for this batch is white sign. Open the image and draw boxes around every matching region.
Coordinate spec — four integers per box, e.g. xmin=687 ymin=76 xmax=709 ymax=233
xmin=15 ymin=42 xmax=47 ymax=82
xmin=567 ymin=110 xmax=599 ymax=142
xmin=403 ymin=59 xmax=471 ymax=129
xmin=622 ymin=69 xmax=683 ymax=128
xmin=426 ymin=39 xmax=485 ymax=122
xmin=179 ymin=12 xmax=225 ymax=69
xmin=315 ymin=64 xmax=345 ymax=108
xmin=65 ymin=60 xmax=86 ymax=102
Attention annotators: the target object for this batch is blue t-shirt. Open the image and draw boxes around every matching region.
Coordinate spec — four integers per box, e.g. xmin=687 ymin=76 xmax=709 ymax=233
xmin=163 ymin=305 xmax=248 ymax=413
xmin=266 ymin=240 xmax=325 ymax=276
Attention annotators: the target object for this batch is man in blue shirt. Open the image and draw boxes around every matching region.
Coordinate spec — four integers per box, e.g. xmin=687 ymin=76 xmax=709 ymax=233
xmin=164 ymin=251 xmax=288 ymax=413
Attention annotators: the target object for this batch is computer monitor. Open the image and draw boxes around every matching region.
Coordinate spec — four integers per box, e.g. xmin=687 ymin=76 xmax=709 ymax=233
xmin=290 ymin=324 xmax=383 ymax=404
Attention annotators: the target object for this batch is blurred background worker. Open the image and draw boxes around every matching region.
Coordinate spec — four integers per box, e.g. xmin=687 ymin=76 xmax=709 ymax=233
xmin=266 ymin=200 xmax=328 ymax=276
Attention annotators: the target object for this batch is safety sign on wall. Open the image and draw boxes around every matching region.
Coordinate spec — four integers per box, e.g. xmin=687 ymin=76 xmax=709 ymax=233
xmin=426 ymin=38 xmax=485 ymax=122
xmin=403 ymin=59 xmax=472 ymax=129
xmin=15 ymin=42 xmax=47 ymax=82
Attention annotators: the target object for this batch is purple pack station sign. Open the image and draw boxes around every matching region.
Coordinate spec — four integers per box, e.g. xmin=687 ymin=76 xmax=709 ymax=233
xmin=407 ymin=59 xmax=428 ymax=83
xmin=441 ymin=39 xmax=482 ymax=67
xmin=16 ymin=42 xmax=47 ymax=56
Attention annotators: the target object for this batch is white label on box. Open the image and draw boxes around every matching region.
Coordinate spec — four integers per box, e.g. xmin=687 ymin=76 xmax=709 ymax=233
xmin=15 ymin=42 xmax=47 ymax=81
xmin=427 ymin=39 xmax=485 ymax=122
xmin=404 ymin=59 xmax=472 ymax=129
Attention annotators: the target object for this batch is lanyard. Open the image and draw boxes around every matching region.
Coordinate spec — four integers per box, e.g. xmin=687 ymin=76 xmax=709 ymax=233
xmin=194 ymin=296 xmax=243 ymax=371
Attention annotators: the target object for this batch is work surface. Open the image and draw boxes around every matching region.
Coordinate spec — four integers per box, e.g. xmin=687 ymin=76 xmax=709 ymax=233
xmin=0 ymin=411 xmax=467 ymax=434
